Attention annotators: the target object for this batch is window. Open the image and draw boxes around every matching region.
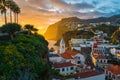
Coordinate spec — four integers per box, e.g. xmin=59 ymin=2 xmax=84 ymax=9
xmin=71 ymin=67 xmax=73 ymax=70
xmin=77 ymin=61 xmax=81 ymax=64
xmin=66 ymin=68 xmax=68 ymax=71
xmin=62 ymin=68 xmax=65 ymax=71
xmin=78 ymin=57 xmax=80 ymax=59
xmin=112 ymin=75 xmax=115 ymax=79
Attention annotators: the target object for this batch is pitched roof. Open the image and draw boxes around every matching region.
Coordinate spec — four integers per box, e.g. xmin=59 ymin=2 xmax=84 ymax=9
xmin=94 ymin=55 xmax=106 ymax=59
xmin=106 ymin=65 xmax=120 ymax=75
xmin=70 ymin=70 xmax=102 ymax=78
xmin=52 ymin=62 xmax=75 ymax=68
xmin=61 ymin=50 xmax=77 ymax=59
xmin=93 ymin=49 xmax=102 ymax=54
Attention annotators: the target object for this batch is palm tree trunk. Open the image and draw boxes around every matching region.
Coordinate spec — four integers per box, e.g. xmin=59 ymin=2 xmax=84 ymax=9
xmin=17 ymin=13 xmax=18 ymax=24
xmin=10 ymin=9 xmax=12 ymax=23
xmin=4 ymin=12 xmax=7 ymax=24
xmin=14 ymin=13 xmax=16 ymax=23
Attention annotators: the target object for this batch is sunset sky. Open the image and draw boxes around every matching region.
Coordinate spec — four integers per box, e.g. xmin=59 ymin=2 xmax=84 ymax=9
xmin=1 ymin=0 xmax=120 ymax=34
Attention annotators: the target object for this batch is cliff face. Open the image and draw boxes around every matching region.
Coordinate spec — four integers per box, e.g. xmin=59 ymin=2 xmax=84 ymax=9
xmin=44 ymin=14 xmax=120 ymax=40
xmin=44 ymin=17 xmax=80 ymax=40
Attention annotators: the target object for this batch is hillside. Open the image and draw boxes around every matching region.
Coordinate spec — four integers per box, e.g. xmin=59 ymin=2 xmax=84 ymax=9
xmin=44 ymin=17 xmax=80 ymax=40
xmin=44 ymin=14 xmax=120 ymax=40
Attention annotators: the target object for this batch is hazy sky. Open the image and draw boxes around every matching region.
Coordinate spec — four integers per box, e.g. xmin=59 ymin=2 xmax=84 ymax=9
xmin=8 ymin=0 xmax=120 ymax=34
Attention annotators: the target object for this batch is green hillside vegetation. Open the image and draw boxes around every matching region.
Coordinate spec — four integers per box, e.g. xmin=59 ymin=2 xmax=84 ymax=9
xmin=56 ymin=24 xmax=119 ymax=46
xmin=0 ymin=23 xmax=57 ymax=80
xmin=55 ymin=30 xmax=94 ymax=46
xmin=92 ymin=24 xmax=118 ymax=37
xmin=44 ymin=14 xmax=120 ymax=41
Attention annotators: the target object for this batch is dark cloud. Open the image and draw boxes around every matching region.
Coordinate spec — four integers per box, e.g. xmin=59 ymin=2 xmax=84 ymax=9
xmin=10 ymin=0 xmax=120 ymax=34
xmin=26 ymin=0 xmax=51 ymax=9
xmin=74 ymin=3 xmax=94 ymax=9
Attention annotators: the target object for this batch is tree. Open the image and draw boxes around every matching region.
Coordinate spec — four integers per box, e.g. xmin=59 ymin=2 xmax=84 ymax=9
xmin=0 ymin=4 xmax=7 ymax=24
xmin=13 ymin=4 xmax=20 ymax=23
xmin=0 ymin=0 xmax=20 ymax=24
xmin=32 ymin=27 xmax=38 ymax=35
xmin=24 ymin=24 xmax=34 ymax=35
xmin=0 ymin=23 xmax=21 ymax=39
xmin=111 ymin=27 xmax=120 ymax=44
xmin=0 ymin=33 xmax=54 ymax=80
xmin=5 ymin=0 xmax=16 ymax=23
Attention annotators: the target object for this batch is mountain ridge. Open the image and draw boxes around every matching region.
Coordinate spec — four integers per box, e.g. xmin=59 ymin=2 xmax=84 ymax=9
xmin=44 ymin=14 xmax=120 ymax=40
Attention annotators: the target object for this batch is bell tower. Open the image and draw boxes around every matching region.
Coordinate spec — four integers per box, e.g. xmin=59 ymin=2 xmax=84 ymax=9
xmin=59 ymin=38 xmax=65 ymax=54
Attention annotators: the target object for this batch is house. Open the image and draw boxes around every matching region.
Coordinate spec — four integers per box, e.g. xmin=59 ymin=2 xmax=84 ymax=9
xmin=60 ymin=50 xmax=85 ymax=65
xmin=116 ymin=49 xmax=120 ymax=60
xmin=69 ymin=39 xmax=87 ymax=51
xmin=72 ymin=53 xmax=85 ymax=65
xmin=48 ymin=53 xmax=65 ymax=63
xmin=52 ymin=62 xmax=77 ymax=75
xmin=91 ymin=46 xmax=112 ymax=68
xmin=110 ymin=48 xmax=120 ymax=60
xmin=66 ymin=70 xmax=105 ymax=80
xmin=105 ymin=65 xmax=120 ymax=80
xmin=69 ymin=38 xmax=94 ymax=51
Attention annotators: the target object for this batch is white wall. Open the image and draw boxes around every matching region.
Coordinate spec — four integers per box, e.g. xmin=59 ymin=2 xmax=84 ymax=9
xmin=49 ymin=57 xmax=65 ymax=62
xmin=72 ymin=47 xmax=81 ymax=50
xmin=56 ymin=66 xmax=77 ymax=75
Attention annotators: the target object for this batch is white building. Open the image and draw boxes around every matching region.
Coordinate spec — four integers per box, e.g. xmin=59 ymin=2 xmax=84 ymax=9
xmin=66 ymin=70 xmax=105 ymax=80
xmin=48 ymin=54 xmax=65 ymax=63
xmin=105 ymin=65 xmax=120 ymax=80
xmin=52 ymin=62 xmax=77 ymax=75
xmin=59 ymin=38 xmax=65 ymax=54
xmin=69 ymin=39 xmax=93 ymax=50
xmin=73 ymin=54 xmax=85 ymax=65
xmin=60 ymin=50 xmax=85 ymax=65
xmin=110 ymin=48 xmax=120 ymax=60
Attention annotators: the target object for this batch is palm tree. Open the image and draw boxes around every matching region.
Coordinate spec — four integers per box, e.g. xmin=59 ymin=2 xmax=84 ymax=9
xmin=111 ymin=27 xmax=120 ymax=44
xmin=24 ymin=24 xmax=34 ymax=35
xmin=0 ymin=5 xmax=7 ymax=24
xmin=5 ymin=0 xmax=15 ymax=23
xmin=32 ymin=27 xmax=38 ymax=35
xmin=16 ymin=7 xmax=20 ymax=23
xmin=13 ymin=4 xmax=20 ymax=23
xmin=0 ymin=0 xmax=20 ymax=24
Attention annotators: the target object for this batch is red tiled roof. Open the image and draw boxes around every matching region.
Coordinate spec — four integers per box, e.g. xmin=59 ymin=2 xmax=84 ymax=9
xmin=94 ymin=55 xmax=106 ymax=59
xmin=93 ymin=49 xmax=102 ymax=54
xmin=106 ymin=65 xmax=120 ymax=75
xmin=70 ymin=70 xmax=102 ymax=78
xmin=61 ymin=50 xmax=77 ymax=59
xmin=52 ymin=62 xmax=75 ymax=68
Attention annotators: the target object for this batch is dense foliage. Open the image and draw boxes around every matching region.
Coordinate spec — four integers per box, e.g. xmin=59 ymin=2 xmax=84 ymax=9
xmin=92 ymin=24 xmax=118 ymax=37
xmin=0 ymin=23 xmax=57 ymax=80
xmin=0 ymin=23 xmax=21 ymax=39
xmin=0 ymin=34 xmax=50 ymax=80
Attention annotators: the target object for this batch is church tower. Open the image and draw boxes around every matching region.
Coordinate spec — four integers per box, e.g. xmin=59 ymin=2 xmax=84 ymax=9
xmin=59 ymin=37 xmax=65 ymax=54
